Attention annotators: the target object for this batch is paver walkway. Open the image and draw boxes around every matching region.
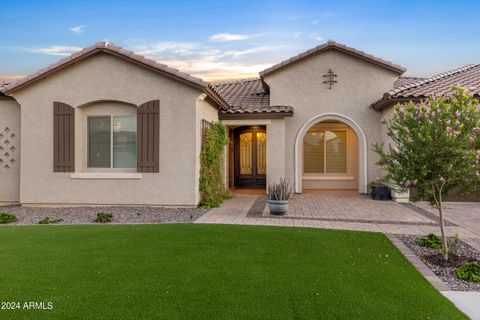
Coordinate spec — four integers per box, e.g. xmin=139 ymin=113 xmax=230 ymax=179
xmin=197 ymin=194 xmax=478 ymax=242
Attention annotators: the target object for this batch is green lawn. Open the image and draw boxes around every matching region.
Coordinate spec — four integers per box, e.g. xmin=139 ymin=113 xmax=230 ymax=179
xmin=0 ymin=224 xmax=466 ymax=319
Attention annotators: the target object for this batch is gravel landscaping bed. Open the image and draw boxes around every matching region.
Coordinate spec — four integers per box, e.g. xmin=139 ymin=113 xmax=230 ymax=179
xmin=398 ymin=234 xmax=480 ymax=291
xmin=0 ymin=205 xmax=208 ymax=225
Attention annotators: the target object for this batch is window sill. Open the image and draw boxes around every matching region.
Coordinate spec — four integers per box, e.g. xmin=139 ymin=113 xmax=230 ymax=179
xmin=303 ymin=175 xmax=354 ymax=181
xmin=70 ymin=173 xmax=143 ymax=180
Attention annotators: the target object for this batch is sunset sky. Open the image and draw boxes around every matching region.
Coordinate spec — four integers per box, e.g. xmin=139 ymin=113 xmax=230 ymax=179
xmin=1 ymin=0 xmax=479 ymax=81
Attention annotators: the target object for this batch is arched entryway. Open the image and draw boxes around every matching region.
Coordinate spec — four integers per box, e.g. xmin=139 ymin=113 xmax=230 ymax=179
xmin=295 ymin=113 xmax=367 ymax=193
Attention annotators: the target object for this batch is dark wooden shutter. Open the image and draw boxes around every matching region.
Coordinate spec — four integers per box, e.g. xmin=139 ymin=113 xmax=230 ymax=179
xmin=137 ymin=100 xmax=159 ymax=172
xmin=53 ymin=102 xmax=75 ymax=172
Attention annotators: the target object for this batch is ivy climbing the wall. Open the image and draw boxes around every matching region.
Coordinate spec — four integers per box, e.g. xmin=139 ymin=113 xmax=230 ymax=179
xmin=199 ymin=122 xmax=231 ymax=208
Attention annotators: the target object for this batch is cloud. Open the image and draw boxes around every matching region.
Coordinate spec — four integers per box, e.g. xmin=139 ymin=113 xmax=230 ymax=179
xmin=208 ymin=32 xmax=269 ymax=42
xmin=221 ymin=46 xmax=283 ymax=58
xmin=128 ymin=41 xmax=281 ymax=80
xmin=308 ymin=32 xmax=324 ymax=41
xmin=209 ymin=33 xmax=250 ymax=42
xmin=29 ymin=45 xmax=83 ymax=56
xmin=69 ymin=25 xmax=86 ymax=35
xmin=158 ymin=58 xmax=273 ymax=81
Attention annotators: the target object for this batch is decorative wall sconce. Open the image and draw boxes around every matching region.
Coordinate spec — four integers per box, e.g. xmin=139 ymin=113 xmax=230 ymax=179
xmin=323 ymin=69 xmax=337 ymax=89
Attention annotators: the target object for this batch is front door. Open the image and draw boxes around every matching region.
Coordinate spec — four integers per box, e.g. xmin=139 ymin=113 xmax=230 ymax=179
xmin=234 ymin=126 xmax=266 ymax=188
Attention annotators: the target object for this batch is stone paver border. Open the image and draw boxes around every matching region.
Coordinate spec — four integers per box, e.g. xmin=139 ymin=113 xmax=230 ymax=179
xmin=386 ymin=233 xmax=450 ymax=291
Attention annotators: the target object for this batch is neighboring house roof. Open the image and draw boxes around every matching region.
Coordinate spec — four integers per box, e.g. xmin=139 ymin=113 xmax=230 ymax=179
xmin=259 ymin=40 xmax=406 ymax=77
xmin=371 ymin=64 xmax=480 ymax=110
xmin=2 ymin=41 xmax=231 ymax=109
xmin=210 ymin=78 xmax=293 ymax=119
xmin=393 ymin=76 xmax=426 ymax=88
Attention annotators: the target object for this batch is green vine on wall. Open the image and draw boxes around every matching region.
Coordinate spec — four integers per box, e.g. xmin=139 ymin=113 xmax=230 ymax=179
xmin=199 ymin=122 xmax=231 ymax=208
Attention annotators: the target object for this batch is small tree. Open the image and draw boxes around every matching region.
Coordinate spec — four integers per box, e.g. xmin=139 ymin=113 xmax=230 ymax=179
xmin=373 ymin=87 xmax=480 ymax=260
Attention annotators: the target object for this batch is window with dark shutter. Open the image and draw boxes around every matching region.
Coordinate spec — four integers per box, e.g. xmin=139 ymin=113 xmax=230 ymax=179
xmin=137 ymin=100 xmax=159 ymax=172
xmin=53 ymin=102 xmax=75 ymax=172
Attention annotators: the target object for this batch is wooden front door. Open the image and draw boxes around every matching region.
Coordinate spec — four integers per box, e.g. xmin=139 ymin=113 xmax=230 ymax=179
xmin=234 ymin=126 xmax=266 ymax=188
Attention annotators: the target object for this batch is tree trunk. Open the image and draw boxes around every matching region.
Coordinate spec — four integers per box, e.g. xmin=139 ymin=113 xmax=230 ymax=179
xmin=438 ymin=192 xmax=449 ymax=261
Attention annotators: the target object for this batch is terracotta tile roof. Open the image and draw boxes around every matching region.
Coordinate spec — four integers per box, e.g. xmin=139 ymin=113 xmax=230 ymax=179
xmin=260 ymin=40 xmax=406 ymax=77
xmin=210 ymin=78 xmax=293 ymax=117
xmin=371 ymin=64 xmax=480 ymax=110
xmin=393 ymin=76 xmax=426 ymax=88
xmin=4 ymin=41 xmax=209 ymax=94
xmin=210 ymin=78 xmax=269 ymax=108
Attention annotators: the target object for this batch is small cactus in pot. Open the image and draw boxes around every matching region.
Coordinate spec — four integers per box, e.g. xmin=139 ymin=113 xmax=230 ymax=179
xmin=267 ymin=178 xmax=293 ymax=215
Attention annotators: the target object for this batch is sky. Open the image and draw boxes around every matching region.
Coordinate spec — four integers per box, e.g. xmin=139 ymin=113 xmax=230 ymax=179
xmin=1 ymin=0 xmax=479 ymax=81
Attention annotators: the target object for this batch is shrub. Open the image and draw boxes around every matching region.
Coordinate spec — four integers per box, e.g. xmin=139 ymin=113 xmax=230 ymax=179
xmin=267 ymin=178 xmax=293 ymax=201
xmin=456 ymin=262 xmax=480 ymax=282
xmin=95 ymin=212 xmax=113 ymax=223
xmin=38 ymin=217 xmax=63 ymax=224
xmin=419 ymin=233 xmax=442 ymax=249
xmin=0 ymin=212 xmax=17 ymax=224
xmin=199 ymin=122 xmax=231 ymax=208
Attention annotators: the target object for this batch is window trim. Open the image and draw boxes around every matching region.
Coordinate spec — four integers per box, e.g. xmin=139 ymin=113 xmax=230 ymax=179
xmin=303 ymin=129 xmax=348 ymax=176
xmin=87 ymin=115 xmax=137 ymax=169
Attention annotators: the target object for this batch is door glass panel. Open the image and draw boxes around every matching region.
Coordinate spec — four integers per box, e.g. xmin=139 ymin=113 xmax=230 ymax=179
xmin=88 ymin=117 xmax=111 ymax=168
xmin=239 ymin=132 xmax=252 ymax=175
xmin=113 ymin=116 xmax=137 ymax=168
xmin=256 ymin=132 xmax=266 ymax=175
xmin=326 ymin=131 xmax=347 ymax=173
xmin=303 ymin=130 xmax=325 ymax=173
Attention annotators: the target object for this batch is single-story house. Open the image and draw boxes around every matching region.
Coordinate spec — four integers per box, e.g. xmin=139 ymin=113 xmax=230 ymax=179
xmin=0 ymin=40 xmax=478 ymax=206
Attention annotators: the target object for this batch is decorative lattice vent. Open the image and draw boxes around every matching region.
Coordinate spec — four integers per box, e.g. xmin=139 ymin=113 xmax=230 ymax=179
xmin=0 ymin=127 xmax=17 ymax=171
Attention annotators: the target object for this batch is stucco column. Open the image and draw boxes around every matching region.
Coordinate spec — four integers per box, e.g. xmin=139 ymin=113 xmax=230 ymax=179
xmin=266 ymin=119 xmax=286 ymax=188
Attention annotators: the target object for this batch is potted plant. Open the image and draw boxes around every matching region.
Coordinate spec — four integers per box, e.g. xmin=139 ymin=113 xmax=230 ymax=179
xmin=267 ymin=178 xmax=293 ymax=215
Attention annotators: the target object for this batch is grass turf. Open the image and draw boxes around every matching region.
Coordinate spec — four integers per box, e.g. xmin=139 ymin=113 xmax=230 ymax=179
xmin=0 ymin=224 xmax=467 ymax=319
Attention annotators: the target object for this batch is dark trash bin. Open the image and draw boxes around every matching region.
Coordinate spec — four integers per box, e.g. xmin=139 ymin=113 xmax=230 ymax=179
xmin=371 ymin=184 xmax=390 ymax=201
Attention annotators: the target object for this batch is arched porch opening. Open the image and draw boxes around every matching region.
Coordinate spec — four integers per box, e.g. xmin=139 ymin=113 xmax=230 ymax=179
xmin=294 ymin=113 xmax=367 ymax=193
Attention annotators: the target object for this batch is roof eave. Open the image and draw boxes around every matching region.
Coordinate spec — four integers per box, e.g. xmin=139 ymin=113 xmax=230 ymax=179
xmin=260 ymin=41 xmax=406 ymax=78
xmin=219 ymin=111 xmax=293 ymax=120
xmin=371 ymin=96 xmax=424 ymax=111
xmin=4 ymin=44 xmax=208 ymax=95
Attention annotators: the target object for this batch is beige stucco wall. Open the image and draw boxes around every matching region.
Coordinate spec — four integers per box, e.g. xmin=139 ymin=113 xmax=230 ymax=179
xmin=9 ymin=53 xmax=209 ymax=206
xmin=195 ymin=95 xmax=220 ymax=203
xmin=263 ymin=50 xmax=398 ymax=193
xmin=0 ymin=97 xmax=21 ymax=203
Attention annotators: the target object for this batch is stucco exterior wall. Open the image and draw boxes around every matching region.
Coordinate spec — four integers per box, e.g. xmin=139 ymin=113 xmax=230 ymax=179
xmin=0 ymin=97 xmax=21 ymax=203
xmin=195 ymin=95 xmax=220 ymax=203
xmin=263 ymin=50 xmax=398 ymax=192
xmin=10 ymin=53 xmax=206 ymax=206
xmin=266 ymin=118 xmax=286 ymax=186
